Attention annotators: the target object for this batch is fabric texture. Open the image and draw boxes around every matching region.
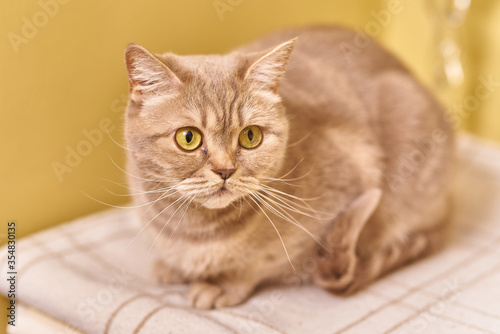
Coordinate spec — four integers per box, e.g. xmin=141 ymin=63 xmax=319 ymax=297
xmin=2 ymin=134 xmax=500 ymax=334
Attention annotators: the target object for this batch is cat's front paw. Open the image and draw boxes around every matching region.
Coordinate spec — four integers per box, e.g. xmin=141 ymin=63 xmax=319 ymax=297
xmin=188 ymin=281 xmax=252 ymax=309
xmin=151 ymin=260 xmax=187 ymax=285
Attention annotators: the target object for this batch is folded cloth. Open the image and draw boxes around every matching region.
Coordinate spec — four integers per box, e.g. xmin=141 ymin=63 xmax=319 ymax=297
xmin=6 ymin=303 xmax=83 ymax=334
xmin=2 ymin=134 xmax=500 ymax=334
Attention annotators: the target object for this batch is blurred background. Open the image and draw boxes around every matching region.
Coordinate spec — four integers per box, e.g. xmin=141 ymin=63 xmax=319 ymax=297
xmin=1 ymin=0 xmax=499 ymax=330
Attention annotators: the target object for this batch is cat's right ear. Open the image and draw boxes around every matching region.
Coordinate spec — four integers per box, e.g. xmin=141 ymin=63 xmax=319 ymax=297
xmin=124 ymin=44 xmax=182 ymax=104
xmin=243 ymin=38 xmax=297 ymax=93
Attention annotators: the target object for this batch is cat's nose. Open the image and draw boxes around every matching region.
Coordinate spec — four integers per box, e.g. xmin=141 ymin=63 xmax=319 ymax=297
xmin=212 ymin=168 xmax=236 ymax=180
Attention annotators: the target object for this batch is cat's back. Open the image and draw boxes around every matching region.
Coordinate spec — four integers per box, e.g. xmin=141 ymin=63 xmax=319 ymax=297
xmin=241 ymin=25 xmax=405 ymax=74
xmin=237 ymin=26 xmax=409 ymax=122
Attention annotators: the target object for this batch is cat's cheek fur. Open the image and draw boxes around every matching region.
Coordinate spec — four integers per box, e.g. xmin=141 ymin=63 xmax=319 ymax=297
xmin=135 ymin=143 xmax=205 ymax=180
xmin=240 ymin=126 xmax=289 ymax=178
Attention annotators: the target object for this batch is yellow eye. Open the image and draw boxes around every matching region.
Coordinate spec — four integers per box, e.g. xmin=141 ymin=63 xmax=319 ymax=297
xmin=239 ymin=125 xmax=262 ymax=149
xmin=175 ymin=127 xmax=202 ymax=151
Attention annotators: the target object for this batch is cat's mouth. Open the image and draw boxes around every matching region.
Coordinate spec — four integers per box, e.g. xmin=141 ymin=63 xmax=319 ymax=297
xmin=214 ymin=185 xmax=230 ymax=196
xmin=186 ymin=177 xmax=259 ymax=209
xmin=198 ymin=184 xmax=238 ymax=209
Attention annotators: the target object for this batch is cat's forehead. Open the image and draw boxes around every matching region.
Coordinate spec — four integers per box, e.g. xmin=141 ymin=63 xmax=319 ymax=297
xmin=154 ymin=53 xmax=277 ymax=133
xmin=167 ymin=54 xmax=241 ymax=79
xmin=163 ymin=54 xmax=243 ymax=103
xmin=170 ymin=55 xmax=251 ymax=128
xmin=184 ymin=80 xmax=248 ymax=136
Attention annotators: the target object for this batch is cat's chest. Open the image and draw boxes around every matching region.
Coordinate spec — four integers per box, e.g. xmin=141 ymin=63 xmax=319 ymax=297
xmin=153 ymin=229 xmax=259 ymax=278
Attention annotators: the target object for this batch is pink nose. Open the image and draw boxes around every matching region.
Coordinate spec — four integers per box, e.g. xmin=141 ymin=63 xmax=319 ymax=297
xmin=212 ymin=168 xmax=236 ymax=180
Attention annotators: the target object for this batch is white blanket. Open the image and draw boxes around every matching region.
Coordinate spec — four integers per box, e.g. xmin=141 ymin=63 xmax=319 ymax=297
xmin=2 ymin=135 xmax=500 ymax=334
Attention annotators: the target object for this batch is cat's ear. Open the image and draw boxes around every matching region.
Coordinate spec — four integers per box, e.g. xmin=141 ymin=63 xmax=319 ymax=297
xmin=124 ymin=44 xmax=182 ymax=103
xmin=243 ymin=38 xmax=297 ymax=93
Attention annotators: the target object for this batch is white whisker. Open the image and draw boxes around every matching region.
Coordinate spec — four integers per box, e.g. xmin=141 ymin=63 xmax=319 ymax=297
xmin=147 ymin=195 xmax=193 ymax=253
xmin=248 ymin=194 xmax=295 ymax=271
xmin=260 ymin=183 xmax=321 ymax=202
xmin=80 ymin=190 xmax=168 ymax=210
xmin=140 ymin=188 xmax=179 ymax=217
xmin=99 ymin=178 xmax=142 ymax=191
xmin=286 ymin=130 xmax=314 ymax=148
xmin=107 ymin=153 xmax=177 ymax=184
xmin=257 ymin=190 xmax=321 ymax=221
xmin=99 ymin=178 xmax=176 ymax=196
xmin=105 ymin=127 xmax=136 ymax=153
xmin=253 ymin=192 xmax=328 ymax=250
xmin=273 ymin=157 xmax=305 ymax=180
xmin=167 ymin=195 xmax=196 ymax=240
xmin=99 ymin=184 xmax=176 ymax=197
xmin=126 ymin=195 xmax=186 ymax=249
xmin=259 ymin=188 xmax=331 ymax=219
xmin=263 ymin=167 xmax=313 ymax=183
xmin=236 ymin=198 xmax=244 ymax=223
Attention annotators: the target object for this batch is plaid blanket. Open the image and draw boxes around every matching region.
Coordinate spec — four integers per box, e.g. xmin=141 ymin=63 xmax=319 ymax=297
xmin=2 ymin=135 xmax=500 ymax=334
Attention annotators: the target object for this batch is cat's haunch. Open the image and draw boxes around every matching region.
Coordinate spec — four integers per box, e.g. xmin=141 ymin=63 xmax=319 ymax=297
xmin=124 ymin=26 xmax=454 ymax=309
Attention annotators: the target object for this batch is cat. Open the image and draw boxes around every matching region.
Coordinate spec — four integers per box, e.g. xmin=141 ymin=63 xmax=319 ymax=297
xmin=123 ymin=26 xmax=454 ymax=309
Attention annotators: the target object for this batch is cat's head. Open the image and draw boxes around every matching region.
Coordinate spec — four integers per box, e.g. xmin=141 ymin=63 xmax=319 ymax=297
xmin=124 ymin=38 xmax=296 ymax=209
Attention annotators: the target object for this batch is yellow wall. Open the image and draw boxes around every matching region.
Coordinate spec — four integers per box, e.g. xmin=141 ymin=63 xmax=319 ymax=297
xmin=1 ymin=1 xmax=500 ymax=331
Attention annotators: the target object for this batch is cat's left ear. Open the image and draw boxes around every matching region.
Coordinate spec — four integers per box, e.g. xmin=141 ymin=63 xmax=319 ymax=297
xmin=124 ymin=43 xmax=183 ymax=104
xmin=243 ymin=37 xmax=297 ymax=93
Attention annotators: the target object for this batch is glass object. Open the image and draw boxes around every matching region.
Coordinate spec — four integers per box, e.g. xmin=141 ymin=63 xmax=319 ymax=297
xmin=425 ymin=0 xmax=471 ymax=98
